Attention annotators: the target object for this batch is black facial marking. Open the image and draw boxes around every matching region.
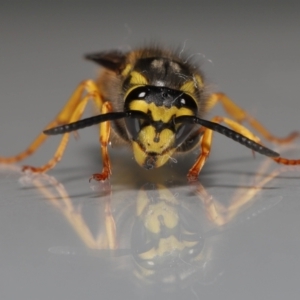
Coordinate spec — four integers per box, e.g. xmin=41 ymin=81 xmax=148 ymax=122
xmin=124 ymin=85 xmax=198 ymax=112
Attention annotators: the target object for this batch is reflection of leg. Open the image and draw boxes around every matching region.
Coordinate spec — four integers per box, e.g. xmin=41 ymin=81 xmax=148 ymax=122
xmin=208 ymin=92 xmax=299 ymax=143
xmin=103 ymin=192 xmax=117 ymax=250
xmin=193 ymin=159 xmax=280 ymax=226
xmin=31 ymin=174 xmax=117 ymax=250
xmin=0 ymin=80 xmax=105 ymax=174
xmin=32 ymin=175 xmax=99 ymax=249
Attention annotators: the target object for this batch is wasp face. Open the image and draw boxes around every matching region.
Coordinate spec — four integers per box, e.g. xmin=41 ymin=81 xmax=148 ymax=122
xmin=124 ymin=85 xmax=198 ymax=169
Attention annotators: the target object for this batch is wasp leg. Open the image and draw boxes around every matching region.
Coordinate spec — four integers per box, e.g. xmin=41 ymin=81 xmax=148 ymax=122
xmin=207 ymin=93 xmax=300 ymax=144
xmin=0 ymin=80 xmax=107 ymax=174
xmin=272 ymin=155 xmax=300 ymax=166
xmin=90 ymin=101 xmax=113 ymax=182
xmin=187 ymin=116 xmax=262 ymax=181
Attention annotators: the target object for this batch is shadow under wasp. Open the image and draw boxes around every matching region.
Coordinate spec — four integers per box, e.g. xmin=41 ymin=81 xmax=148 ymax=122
xmin=1 ymin=46 xmax=299 ymax=181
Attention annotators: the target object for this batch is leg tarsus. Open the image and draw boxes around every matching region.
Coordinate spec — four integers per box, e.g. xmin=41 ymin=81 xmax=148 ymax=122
xmin=187 ymin=152 xmax=209 ymax=181
xmin=89 ymin=170 xmax=111 ymax=182
xmin=273 ymin=156 xmax=300 ymax=166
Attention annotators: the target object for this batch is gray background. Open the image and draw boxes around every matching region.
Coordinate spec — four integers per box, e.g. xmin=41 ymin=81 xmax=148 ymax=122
xmin=1 ymin=1 xmax=300 ymax=299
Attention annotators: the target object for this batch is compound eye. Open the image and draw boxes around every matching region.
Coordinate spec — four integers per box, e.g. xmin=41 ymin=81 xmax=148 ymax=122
xmin=175 ymin=123 xmax=195 ymax=147
xmin=177 ymin=93 xmax=198 ymax=113
xmin=126 ymin=86 xmax=149 ymax=103
xmin=125 ymin=117 xmax=143 ymax=140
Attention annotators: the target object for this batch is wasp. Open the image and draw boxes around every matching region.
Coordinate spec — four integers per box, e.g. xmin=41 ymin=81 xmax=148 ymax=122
xmin=1 ymin=46 xmax=300 ymax=181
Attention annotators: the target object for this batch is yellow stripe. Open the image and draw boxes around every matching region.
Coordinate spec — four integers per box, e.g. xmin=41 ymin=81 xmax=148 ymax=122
xmin=180 ymin=80 xmax=195 ymax=95
xmin=121 ymin=63 xmax=132 ymax=77
xmin=129 ymin=71 xmax=148 ymax=85
xmin=194 ymin=74 xmax=204 ymax=88
xmin=129 ymin=100 xmax=149 ymax=113
xmin=129 ymin=101 xmax=195 ymax=122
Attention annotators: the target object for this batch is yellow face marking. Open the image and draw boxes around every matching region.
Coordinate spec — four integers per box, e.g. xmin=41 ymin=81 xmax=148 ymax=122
xmin=148 ymin=104 xmax=177 ymax=122
xmin=132 ymin=141 xmax=176 ymax=168
xmin=139 ymin=126 xmax=175 ymax=152
xmin=128 ymin=99 xmax=149 ymax=113
xmin=129 ymin=101 xmax=194 ymax=121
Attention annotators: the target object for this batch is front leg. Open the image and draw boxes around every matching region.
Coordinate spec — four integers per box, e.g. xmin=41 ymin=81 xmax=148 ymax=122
xmin=90 ymin=101 xmax=113 ymax=182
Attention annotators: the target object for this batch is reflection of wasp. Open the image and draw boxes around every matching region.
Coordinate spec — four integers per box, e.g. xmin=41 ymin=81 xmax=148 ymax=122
xmin=28 ymin=157 xmax=282 ymax=290
xmin=1 ymin=46 xmax=299 ymax=180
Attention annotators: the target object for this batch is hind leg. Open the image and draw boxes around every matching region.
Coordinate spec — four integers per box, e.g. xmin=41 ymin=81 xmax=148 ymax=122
xmin=207 ymin=93 xmax=299 ymax=144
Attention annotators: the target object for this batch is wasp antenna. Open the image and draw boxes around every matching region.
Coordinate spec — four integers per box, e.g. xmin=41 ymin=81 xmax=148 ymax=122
xmin=175 ymin=116 xmax=280 ymax=158
xmin=43 ymin=110 xmax=149 ymax=135
xmin=43 ymin=112 xmax=126 ymax=135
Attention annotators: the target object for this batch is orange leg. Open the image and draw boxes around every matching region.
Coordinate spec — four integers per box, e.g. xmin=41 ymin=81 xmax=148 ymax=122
xmin=188 ymin=116 xmax=262 ymax=181
xmin=207 ymin=93 xmax=299 ymax=144
xmin=90 ymin=101 xmax=113 ymax=182
xmin=0 ymin=80 xmax=113 ymax=180
xmin=272 ymin=156 xmax=300 ymax=166
xmin=188 ymin=115 xmax=300 ymax=181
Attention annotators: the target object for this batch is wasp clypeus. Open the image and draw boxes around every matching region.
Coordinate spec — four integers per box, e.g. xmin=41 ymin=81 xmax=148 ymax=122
xmin=1 ymin=46 xmax=300 ymax=181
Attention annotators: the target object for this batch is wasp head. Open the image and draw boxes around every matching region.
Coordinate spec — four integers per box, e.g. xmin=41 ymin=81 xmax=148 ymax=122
xmin=124 ymin=85 xmax=198 ymax=169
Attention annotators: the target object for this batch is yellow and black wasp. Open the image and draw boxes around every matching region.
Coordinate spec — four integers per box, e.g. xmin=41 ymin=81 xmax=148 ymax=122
xmin=1 ymin=46 xmax=299 ymax=180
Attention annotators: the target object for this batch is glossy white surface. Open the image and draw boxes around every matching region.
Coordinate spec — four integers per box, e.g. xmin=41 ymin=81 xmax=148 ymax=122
xmin=1 ymin=2 xmax=300 ymax=299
